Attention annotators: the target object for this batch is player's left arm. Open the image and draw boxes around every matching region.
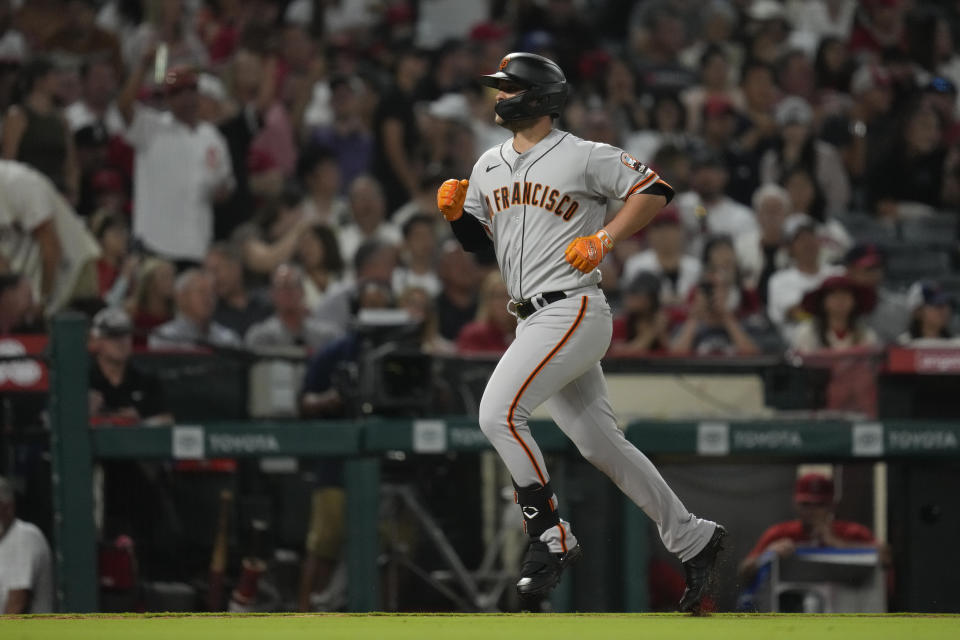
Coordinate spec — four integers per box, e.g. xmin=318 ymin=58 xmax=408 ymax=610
xmin=565 ymin=185 xmax=674 ymax=274
xmin=565 ymin=144 xmax=674 ymax=273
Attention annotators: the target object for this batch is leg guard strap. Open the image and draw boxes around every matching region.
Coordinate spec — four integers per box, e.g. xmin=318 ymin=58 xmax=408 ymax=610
xmin=513 ymin=480 xmax=560 ymax=537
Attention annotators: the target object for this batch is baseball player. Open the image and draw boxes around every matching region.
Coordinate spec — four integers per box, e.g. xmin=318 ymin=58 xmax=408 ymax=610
xmin=437 ymin=53 xmax=726 ymax=612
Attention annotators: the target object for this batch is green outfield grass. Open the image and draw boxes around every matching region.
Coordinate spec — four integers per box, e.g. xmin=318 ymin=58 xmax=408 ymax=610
xmin=2 ymin=613 xmax=958 ymax=640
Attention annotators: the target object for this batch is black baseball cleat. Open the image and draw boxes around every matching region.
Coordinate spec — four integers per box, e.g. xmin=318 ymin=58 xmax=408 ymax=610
xmin=678 ymin=524 xmax=727 ymax=613
xmin=516 ymin=541 xmax=583 ymax=597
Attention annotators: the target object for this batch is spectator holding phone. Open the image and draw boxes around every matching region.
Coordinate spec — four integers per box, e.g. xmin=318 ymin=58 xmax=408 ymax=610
xmin=670 ymin=270 xmax=760 ymax=356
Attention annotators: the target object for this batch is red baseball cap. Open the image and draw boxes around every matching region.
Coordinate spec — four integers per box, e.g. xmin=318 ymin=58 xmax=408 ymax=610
xmin=163 ymin=66 xmax=198 ymax=93
xmin=794 ymin=473 xmax=834 ymax=505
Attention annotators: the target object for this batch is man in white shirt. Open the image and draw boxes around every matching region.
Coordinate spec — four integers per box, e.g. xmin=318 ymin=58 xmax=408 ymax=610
xmin=0 ymin=159 xmax=101 ymax=313
xmin=767 ymin=215 xmax=843 ymax=338
xmin=337 ymin=176 xmax=401 ymax=267
xmin=0 ymin=476 xmax=54 ymax=614
xmin=622 ymin=207 xmax=701 ymax=307
xmin=118 ymin=58 xmax=234 ymax=264
xmin=675 ymin=150 xmax=758 ymax=257
xmin=149 ymin=269 xmax=242 ymax=350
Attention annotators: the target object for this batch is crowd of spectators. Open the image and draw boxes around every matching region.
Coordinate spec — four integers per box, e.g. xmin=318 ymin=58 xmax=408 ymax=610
xmin=1 ymin=0 xmax=960 ymax=370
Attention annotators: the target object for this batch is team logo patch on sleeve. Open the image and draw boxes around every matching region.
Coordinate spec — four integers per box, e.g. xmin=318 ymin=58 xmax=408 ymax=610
xmin=620 ymin=152 xmax=647 ymax=173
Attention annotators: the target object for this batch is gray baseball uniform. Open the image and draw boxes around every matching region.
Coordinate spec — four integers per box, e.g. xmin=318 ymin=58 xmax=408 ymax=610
xmin=463 ymin=130 xmax=717 ymax=562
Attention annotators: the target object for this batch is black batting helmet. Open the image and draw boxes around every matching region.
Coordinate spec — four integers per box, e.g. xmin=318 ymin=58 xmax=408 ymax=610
xmin=479 ymin=52 xmax=568 ymax=122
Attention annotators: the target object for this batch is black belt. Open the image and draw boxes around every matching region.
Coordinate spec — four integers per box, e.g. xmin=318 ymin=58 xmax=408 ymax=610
xmin=514 ymin=290 xmax=567 ymax=320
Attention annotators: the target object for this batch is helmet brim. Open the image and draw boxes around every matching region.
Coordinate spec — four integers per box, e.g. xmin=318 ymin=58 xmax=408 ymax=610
xmin=479 ymin=72 xmax=530 ymax=89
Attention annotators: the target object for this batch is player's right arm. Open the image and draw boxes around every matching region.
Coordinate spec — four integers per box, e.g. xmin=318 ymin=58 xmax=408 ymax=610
xmin=438 ymin=177 xmax=495 ymax=259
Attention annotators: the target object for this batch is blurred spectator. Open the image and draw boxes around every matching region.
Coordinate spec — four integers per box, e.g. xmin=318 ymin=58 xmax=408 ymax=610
xmin=785 ymin=1 xmax=857 ymax=49
xmin=782 ymin=168 xmax=851 ymax=265
xmin=423 ymin=92 xmax=478 ymax=178
xmin=371 ymin=48 xmax=427 ymax=213
xmin=119 ymin=61 xmax=234 ymax=264
xmin=294 ymin=223 xmax=344 ymax=313
xmin=245 ymin=264 xmax=342 ymax=350
xmin=678 ymin=0 xmax=742 ymax=81
xmin=777 ymin=49 xmax=816 ymax=103
xmin=739 ymin=473 xmax=882 ymax=585
xmin=123 ymin=0 xmax=209 ymax=71
xmin=699 ymin=95 xmax=761 ymax=205
xmin=622 ymin=207 xmax=701 ymax=309
xmin=436 ymin=240 xmax=481 ymax=341
xmin=736 ymin=60 xmax=779 ymax=166
xmin=0 ymin=273 xmax=42 ymax=335
xmin=820 ymin=64 xmax=894 ymax=189
xmin=630 ymin=3 xmax=697 ymax=96
xmin=767 ymin=216 xmax=843 ymax=335
xmin=456 ymin=272 xmax=516 ymax=355
xmin=392 ymin=171 xmax=447 ymax=229
xmin=761 ymin=97 xmax=850 ymax=217
xmin=148 ymin=268 xmax=242 ymax=350
xmin=670 ymin=244 xmax=761 ymax=357
xmin=0 ymin=0 xmax=27 ymax=64
xmin=315 ymin=240 xmax=398 ymax=334
xmin=682 ymin=44 xmax=742 ymax=135
xmin=624 ymin=93 xmax=691 ymax=164
xmin=897 ymin=281 xmax=958 ymax=346
xmin=602 ymin=57 xmax=648 ymax=141
xmin=297 ymin=146 xmax=348 ymax=227
xmin=204 ymin=242 xmax=271 ymax=338
xmin=849 ymin=0 xmax=907 ymax=60
xmin=338 ymin=175 xmax=402 ymax=266
xmin=215 ymin=48 xmax=281 ymax=238
xmin=867 ymin=102 xmax=956 ymax=218
xmin=90 ymin=211 xmax=129 ymax=298
xmin=813 ymin=36 xmax=856 ymax=96
xmin=843 ymin=243 xmax=910 ymax=344
xmin=300 ymin=279 xmax=395 ymax=418
xmin=790 ymin=275 xmax=879 ymax=351
xmin=736 ymin=184 xmax=792 ymax=303
xmin=0 ymin=159 xmax=101 ymax=312
xmin=234 ymin=187 xmax=323 ymax=277
xmin=126 ymin=257 xmax=175 ymax=345
xmin=676 ymin=150 xmax=757 ymax=257
xmin=651 ymin=143 xmax=692 ymax=194
xmin=744 ymin=1 xmax=792 ymax=65
xmin=307 ymin=74 xmax=374 ymax=192
xmin=922 ymin=76 xmax=960 ymax=147
xmin=392 ymin=214 xmax=440 ymax=299
xmin=397 ymin=286 xmax=456 ymax=356
xmin=2 ymin=56 xmax=79 ymax=201
xmin=609 ymin=271 xmax=670 ymax=356
xmin=65 ymin=57 xmax=124 ymax=135
xmin=88 ymin=307 xmax=172 ymax=425
xmin=73 ymin=123 xmax=112 ymax=218
xmin=0 ymin=476 xmax=53 ymax=614
xmin=700 ymin=235 xmax=762 ymax=318
xmin=44 ymin=0 xmax=123 ymax=75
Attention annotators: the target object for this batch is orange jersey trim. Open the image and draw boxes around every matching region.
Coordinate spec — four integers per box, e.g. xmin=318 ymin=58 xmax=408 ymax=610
xmin=626 ymin=172 xmax=658 ymax=197
xmin=507 ymin=296 xmax=589 ymax=486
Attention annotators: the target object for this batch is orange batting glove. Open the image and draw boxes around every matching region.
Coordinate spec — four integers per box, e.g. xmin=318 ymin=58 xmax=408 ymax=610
xmin=564 ymin=228 xmax=614 ymax=273
xmin=437 ymin=178 xmax=469 ymax=221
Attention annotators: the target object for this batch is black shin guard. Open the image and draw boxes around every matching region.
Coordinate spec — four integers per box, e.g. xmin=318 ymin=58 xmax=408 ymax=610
xmin=513 ymin=480 xmax=560 ymax=538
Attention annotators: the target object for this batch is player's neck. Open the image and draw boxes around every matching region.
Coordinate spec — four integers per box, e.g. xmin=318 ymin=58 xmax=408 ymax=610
xmin=511 ymin=119 xmax=553 ymax=154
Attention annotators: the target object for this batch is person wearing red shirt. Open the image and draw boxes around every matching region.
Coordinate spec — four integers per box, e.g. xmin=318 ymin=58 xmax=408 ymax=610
xmin=739 ymin=473 xmax=879 ymax=583
xmin=456 ymin=271 xmax=516 ymax=355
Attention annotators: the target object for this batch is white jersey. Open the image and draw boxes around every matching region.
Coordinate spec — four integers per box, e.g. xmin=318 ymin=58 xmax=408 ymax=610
xmin=462 ymin=129 xmax=664 ymax=301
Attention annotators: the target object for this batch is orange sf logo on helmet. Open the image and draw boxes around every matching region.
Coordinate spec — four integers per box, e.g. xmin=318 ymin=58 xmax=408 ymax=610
xmin=499 ymin=57 xmax=510 ymax=72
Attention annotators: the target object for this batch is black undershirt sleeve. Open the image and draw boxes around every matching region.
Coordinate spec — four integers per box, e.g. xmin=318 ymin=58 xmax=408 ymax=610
xmin=642 ymin=180 xmax=675 ymax=205
xmin=449 ymin=214 xmax=495 ymax=262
